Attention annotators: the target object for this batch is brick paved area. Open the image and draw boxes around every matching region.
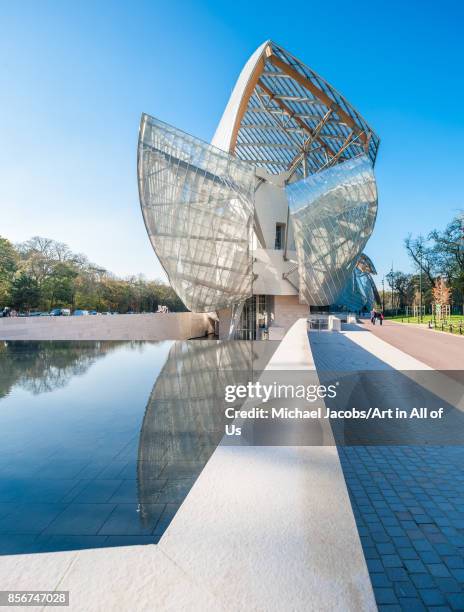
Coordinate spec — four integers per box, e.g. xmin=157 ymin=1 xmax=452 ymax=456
xmin=340 ymin=446 xmax=464 ymax=611
xmin=309 ymin=328 xmax=464 ymax=610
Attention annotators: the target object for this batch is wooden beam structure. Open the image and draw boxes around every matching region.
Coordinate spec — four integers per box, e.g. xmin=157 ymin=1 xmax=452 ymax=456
xmin=286 ymin=108 xmax=334 ymax=178
xmin=265 ymin=49 xmax=368 ymax=145
xmin=225 ymin=41 xmax=379 ymax=177
xmin=257 ymin=79 xmax=338 ymax=160
xmin=229 ymin=49 xmax=269 ymax=154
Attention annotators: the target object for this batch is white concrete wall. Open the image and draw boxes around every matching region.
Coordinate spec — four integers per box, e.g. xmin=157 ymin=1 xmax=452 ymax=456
xmin=211 ymin=40 xmax=269 ymax=152
xmin=253 ymin=248 xmax=299 ymax=296
xmin=0 ymin=313 xmax=214 ymax=341
xmin=269 ymin=295 xmax=309 ymax=339
xmin=254 ymin=174 xmax=295 ymax=250
xmin=328 ymin=316 xmax=342 ymax=331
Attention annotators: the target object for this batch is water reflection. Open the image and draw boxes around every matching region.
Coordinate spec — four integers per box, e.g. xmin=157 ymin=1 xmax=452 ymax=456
xmin=0 ymin=340 xmax=123 ymax=398
xmin=0 ymin=339 xmax=277 ymax=554
xmin=137 ymin=340 xmax=255 ymax=528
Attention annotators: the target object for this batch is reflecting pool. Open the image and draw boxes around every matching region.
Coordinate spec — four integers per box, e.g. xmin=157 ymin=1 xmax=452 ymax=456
xmin=0 ymin=340 xmax=256 ymax=554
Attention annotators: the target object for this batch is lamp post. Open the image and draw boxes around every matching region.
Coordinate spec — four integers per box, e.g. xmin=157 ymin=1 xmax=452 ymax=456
xmin=418 ymin=242 xmax=423 ymax=323
xmin=391 ymin=263 xmax=394 ymax=314
xmin=382 ymin=276 xmax=385 ymax=313
xmin=460 ymin=213 xmax=464 ymax=315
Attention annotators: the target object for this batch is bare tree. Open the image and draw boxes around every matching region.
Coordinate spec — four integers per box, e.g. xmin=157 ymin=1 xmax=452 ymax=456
xmin=404 ymin=234 xmax=436 ymax=285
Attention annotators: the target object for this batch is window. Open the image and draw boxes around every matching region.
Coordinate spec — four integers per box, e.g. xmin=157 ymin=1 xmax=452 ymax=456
xmin=275 ymin=223 xmax=285 ymax=250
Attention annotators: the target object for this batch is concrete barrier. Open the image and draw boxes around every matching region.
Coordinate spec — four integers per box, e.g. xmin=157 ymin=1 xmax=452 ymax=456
xmin=0 ymin=312 xmax=215 ymax=341
xmin=328 ymin=315 xmax=341 ymax=331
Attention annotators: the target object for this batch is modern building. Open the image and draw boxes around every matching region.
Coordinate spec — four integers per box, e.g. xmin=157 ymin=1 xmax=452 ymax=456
xmin=138 ymin=40 xmax=380 ymax=339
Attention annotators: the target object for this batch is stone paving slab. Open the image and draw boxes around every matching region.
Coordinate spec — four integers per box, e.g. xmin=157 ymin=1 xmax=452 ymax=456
xmin=340 ymin=446 xmax=464 ymax=611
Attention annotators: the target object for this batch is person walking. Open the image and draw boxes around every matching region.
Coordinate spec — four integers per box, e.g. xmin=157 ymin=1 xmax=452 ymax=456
xmin=370 ymin=308 xmax=376 ymax=325
xmin=379 ymin=311 xmax=384 ymax=326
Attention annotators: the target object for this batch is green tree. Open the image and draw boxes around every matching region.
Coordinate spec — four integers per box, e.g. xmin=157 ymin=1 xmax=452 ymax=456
xmin=11 ymin=272 xmax=41 ymax=311
xmin=41 ymin=263 xmax=78 ymax=308
xmin=0 ymin=236 xmax=18 ymax=306
xmin=386 ymin=271 xmax=416 ymax=310
xmin=2 ymin=234 xmax=188 ymax=314
xmin=429 ymin=215 xmax=464 ymax=305
xmin=406 ymin=214 xmax=464 ymax=310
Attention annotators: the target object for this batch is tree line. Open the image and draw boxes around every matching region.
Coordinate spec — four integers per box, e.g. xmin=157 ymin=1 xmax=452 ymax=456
xmin=0 ymin=236 xmax=186 ymax=313
xmin=381 ymin=214 xmax=464 ymax=312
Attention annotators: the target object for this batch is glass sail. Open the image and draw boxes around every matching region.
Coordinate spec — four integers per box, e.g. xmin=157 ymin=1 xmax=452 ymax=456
xmin=286 ymin=156 xmax=377 ymax=306
xmin=138 ymin=114 xmax=255 ymax=312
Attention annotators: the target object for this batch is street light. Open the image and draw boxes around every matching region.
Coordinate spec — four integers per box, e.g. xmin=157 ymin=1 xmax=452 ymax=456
xmin=390 ymin=263 xmax=394 ymax=314
xmin=382 ymin=276 xmax=385 ymax=313
xmin=418 ymin=242 xmax=423 ymax=323
xmin=460 ymin=213 xmax=464 ymax=315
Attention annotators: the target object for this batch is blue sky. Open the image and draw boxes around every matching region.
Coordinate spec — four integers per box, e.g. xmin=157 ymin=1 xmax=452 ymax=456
xmin=1 ymin=0 xmax=463 ymax=283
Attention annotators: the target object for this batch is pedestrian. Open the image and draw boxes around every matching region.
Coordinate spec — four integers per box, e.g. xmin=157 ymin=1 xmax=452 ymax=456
xmin=371 ymin=309 xmax=376 ymax=325
xmin=379 ymin=311 xmax=384 ymax=326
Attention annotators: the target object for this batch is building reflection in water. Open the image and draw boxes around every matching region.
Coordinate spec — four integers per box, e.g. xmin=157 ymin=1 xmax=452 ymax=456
xmin=136 ymin=340 xmax=277 ymax=530
xmin=0 ymin=339 xmax=279 ymax=550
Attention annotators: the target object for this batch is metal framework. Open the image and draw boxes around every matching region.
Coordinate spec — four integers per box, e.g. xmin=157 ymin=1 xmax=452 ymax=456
xmin=228 ymin=41 xmax=379 ymax=180
xmin=138 ymin=115 xmax=255 ymax=312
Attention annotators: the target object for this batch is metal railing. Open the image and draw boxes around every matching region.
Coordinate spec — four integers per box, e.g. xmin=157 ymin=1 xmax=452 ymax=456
xmin=428 ymin=319 xmax=464 ymax=335
xmin=397 ymin=315 xmax=464 ymax=334
xmin=307 ymin=318 xmax=328 ymax=331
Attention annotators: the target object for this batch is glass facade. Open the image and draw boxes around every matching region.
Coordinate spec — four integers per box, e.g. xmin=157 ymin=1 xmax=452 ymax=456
xmin=137 ymin=42 xmax=381 ymax=324
xmin=234 ymin=295 xmax=274 ymax=340
xmin=333 ymin=266 xmax=378 ymax=312
xmin=286 ymin=156 xmax=377 ymax=306
xmin=138 ymin=114 xmax=255 ymax=312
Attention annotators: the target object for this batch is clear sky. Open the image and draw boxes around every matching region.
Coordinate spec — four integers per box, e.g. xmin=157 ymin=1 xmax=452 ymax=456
xmin=1 ymin=0 xmax=463 ymax=283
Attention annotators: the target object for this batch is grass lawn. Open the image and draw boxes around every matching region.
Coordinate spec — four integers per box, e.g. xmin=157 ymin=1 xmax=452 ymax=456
xmin=386 ymin=314 xmax=464 ymax=335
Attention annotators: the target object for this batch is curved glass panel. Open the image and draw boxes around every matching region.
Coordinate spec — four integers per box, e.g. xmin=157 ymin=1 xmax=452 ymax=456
xmin=138 ymin=114 xmax=255 ymax=312
xmin=334 ymin=266 xmax=377 ymax=312
xmin=286 ymin=156 xmax=377 ymax=306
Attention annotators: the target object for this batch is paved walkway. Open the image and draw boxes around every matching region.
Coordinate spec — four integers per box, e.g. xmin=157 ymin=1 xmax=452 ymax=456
xmin=360 ymin=320 xmax=464 ymax=370
xmin=340 ymin=445 xmax=464 ymax=611
xmin=309 ymin=326 xmax=464 ymax=611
